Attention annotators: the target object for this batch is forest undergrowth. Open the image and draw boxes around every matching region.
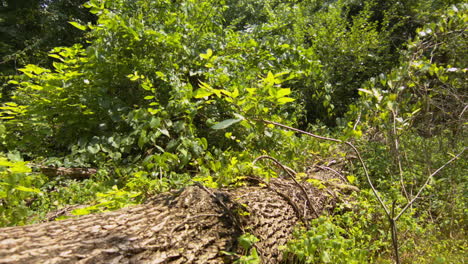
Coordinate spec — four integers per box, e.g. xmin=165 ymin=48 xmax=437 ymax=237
xmin=0 ymin=0 xmax=466 ymax=263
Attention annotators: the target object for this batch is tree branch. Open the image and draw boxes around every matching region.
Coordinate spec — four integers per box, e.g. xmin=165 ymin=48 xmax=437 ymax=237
xmin=258 ymin=119 xmax=391 ymax=218
xmin=395 ymin=148 xmax=466 ymax=221
xmin=253 ymin=155 xmax=318 ymax=219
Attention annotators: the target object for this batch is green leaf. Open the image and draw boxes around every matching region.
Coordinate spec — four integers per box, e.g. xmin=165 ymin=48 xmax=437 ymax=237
xmin=87 ymin=144 xmax=100 ymax=154
xmin=158 ymin=128 xmax=170 ymax=137
xmin=276 ymin=88 xmax=291 ymax=98
xmin=277 ymin=97 xmax=295 ymax=104
xmin=48 ymin=54 xmax=62 ymax=60
xmin=20 ymin=64 xmax=49 ymax=75
xmin=246 ymin=88 xmax=257 ymax=95
xmin=200 ymin=49 xmax=213 ymax=60
xmin=264 ymin=71 xmax=275 ymax=85
xmin=138 ymin=130 xmax=147 ymax=148
xmin=71 ymin=207 xmax=93 ymax=216
xmin=15 ymin=186 xmax=41 ymax=194
xmin=347 ymin=175 xmax=356 ymax=184
xmin=322 ymin=251 xmax=331 ymax=263
xmin=150 ymin=117 xmax=160 ymax=128
xmin=8 ymin=164 xmax=32 ymax=173
xmin=238 ymin=233 xmax=259 ymax=250
xmin=231 ymin=88 xmax=239 ymax=98
xmin=249 ymin=248 xmax=260 ymax=262
xmin=69 ymin=21 xmax=87 ymax=31
xmin=358 ymin=88 xmax=373 ymax=95
xmin=211 ymin=118 xmax=243 ymax=130
xmin=194 ymin=88 xmax=213 ymax=98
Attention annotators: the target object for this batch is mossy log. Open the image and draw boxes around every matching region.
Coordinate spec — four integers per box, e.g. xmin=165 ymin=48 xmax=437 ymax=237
xmin=0 ymin=169 xmax=354 ymax=264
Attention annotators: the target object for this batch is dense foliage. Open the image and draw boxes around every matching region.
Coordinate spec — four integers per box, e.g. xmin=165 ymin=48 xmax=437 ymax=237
xmin=0 ymin=0 xmax=466 ymax=263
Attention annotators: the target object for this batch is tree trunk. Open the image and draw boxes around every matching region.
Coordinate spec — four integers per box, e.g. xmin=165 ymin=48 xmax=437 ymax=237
xmin=30 ymin=164 xmax=97 ymax=180
xmin=0 ymin=171 xmax=353 ymax=264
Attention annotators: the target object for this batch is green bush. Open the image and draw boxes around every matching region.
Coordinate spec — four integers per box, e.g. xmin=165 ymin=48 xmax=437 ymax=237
xmin=0 ymin=154 xmax=46 ymax=226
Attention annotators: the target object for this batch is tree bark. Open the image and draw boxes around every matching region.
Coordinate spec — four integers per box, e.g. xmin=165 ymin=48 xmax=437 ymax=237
xmin=30 ymin=165 xmax=97 ymax=180
xmin=0 ymin=171 xmax=353 ymax=264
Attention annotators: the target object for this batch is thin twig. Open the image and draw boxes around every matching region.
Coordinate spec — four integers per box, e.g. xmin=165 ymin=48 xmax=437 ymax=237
xmin=260 ymin=119 xmax=342 ymax=143
xmin=395 ymin=148 xmax=466 ymax=221
xmin=258 ymin=119 xmax=391 ymax=218
xmin=353 ymin=112 xmax=361 ymax=131
xmin=459 ymin=104 xmax=468 ymax=119
xmin=392 ymin=109 xmax=410 ymax=201
xmin=390 ymin=201 xmax=401 ymax=264
xmin=253 ymin=155 xmax=297 ymax=175
xmin=195 ymin=182 xmax=245 ymax=233
xmin=315 ymin=165 xmax=348 ymax=183
xmin=195 ymin=183 xmax=266 ymax=259
xmin=253 ymin=155 xmax=318 ymax=218
xmin=344 ymin=142 xmax=390 ymax=217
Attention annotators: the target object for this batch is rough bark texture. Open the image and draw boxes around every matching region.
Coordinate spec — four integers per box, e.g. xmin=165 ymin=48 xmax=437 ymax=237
xmin=0 ymin=167 xmax=353 ymax=264
xmin=33 ymin=165 xmax=97 ymax=179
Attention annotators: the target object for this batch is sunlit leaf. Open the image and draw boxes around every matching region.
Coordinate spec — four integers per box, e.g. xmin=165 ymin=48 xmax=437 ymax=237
xmin=194 ymin=89 xmax=213 ymax=98
xmin=277 ymin=97 xmax=295 ymax=104
xmin=87 ymin=144 xmax=100 ymax=154
xmin=211 ymin=118 xmax=243 ymax=130
xmin=48 ymin=54 xmax=62 ymax=60
xmin=200 ymin=49 xmax=213 ymax=60
xmin=69 ymin=21 xmax=87 ymax=31
xmin=238 ymin=233 xmax=259 ymax=250
xmin=15 ymin=186 xmax=41 ymax=194
xmin=276 ymin=88 xmax=291 ymax=98
xmin=158 ymin=128 xmax=170 ymax=137
xmin=71 ymin=207 xmax=93 ymax=216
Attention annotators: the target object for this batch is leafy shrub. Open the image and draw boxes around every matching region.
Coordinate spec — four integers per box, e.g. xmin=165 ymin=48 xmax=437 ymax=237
xmin=284 ymin=216 xmax=370 ymax=263
xmin=0 ymin=2 xmax=465 ymax=263
xmin=0 ymin=154 xmax=46 ymax=226
xmin=339 ymin=4 xmax=467 ymax=262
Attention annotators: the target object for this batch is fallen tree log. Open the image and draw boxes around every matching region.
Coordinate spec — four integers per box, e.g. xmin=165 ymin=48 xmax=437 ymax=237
xmin=29 ymin=164 xmax=97 ymax=180
xmin=0 ymin=168 xmax=355 ymax=264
